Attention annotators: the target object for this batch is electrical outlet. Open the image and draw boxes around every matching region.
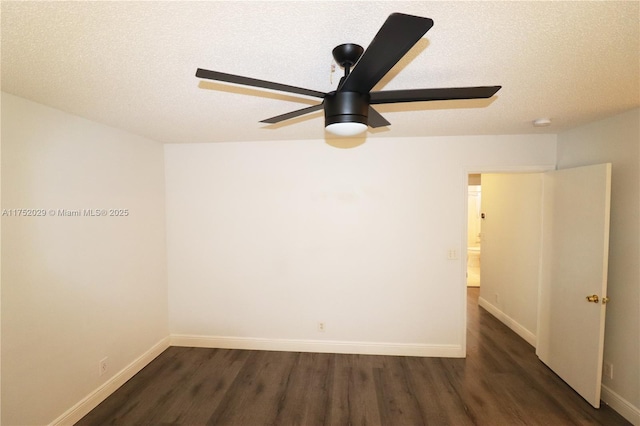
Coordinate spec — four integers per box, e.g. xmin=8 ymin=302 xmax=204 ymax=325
xmin=447 ymin=249 xmax=458 ymax=260
xmin=603 ymin=361 xmax=613 ymax=379
xmin=318 ymin=322 xmax=325 ymax=332
xmin=99 ymin=357 xmax=108 ymax=376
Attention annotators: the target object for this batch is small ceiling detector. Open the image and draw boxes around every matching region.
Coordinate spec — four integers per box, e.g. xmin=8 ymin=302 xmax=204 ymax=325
xmin=533 ymin=118 xmax=552 ymax=127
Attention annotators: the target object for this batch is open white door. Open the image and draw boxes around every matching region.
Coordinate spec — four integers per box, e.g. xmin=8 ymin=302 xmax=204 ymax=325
xmin=536 ymin=163 xmax=612 ymax=408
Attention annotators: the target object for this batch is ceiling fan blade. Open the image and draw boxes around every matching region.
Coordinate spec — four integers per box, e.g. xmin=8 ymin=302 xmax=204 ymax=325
xmin=196 ymin=68 xmax=326 ymax=99
xmin=368 ymin=106 xmax=391 ymax=128
xmin=339 ymin=13 xmax=434 ymax=94
xmin=260 ymin=103 xmax=324 ymax=124
xmin=370 ymin=86 xmax=501 ymax=104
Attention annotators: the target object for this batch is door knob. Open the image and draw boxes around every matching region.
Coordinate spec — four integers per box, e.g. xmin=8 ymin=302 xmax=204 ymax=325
xmin=586 ymin=294 xmax=599 ymax=303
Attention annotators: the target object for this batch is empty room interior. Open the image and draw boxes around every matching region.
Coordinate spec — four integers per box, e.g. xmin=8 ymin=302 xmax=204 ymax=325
xmin=1 ymin=1 xmax=639 ymax=425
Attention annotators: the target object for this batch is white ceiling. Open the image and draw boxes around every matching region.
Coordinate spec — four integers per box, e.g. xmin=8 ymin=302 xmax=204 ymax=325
xmin=2 ymin=1 xmax=639 ymax=144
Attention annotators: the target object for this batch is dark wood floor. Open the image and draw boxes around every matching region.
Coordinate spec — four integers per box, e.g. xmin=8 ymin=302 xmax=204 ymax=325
xmin=77 ymin=288 xmax=630 ymax=425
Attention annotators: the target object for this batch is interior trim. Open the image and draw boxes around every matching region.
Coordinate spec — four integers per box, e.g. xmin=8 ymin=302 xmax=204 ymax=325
xmin=170 ymin=334 xmax=464 ymax=358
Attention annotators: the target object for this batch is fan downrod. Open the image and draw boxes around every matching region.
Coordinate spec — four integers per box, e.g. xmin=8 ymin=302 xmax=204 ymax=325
xmin=332 ymin=43 xmax=364 ymax=74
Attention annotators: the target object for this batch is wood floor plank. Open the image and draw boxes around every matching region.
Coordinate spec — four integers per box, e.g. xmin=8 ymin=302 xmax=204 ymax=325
xmin=328 ymin=354 xmax=383 ymax=425
xmin=205 ymin=350 xmax=299 ymax=425
xmin=76 ymin=289 xmax=632 ymax=426
xmin=269 ymin=352 xmax=334 ymax=425
xmin=155 ymin=348 xmax=251 ymax=425
xmin=373 ymin=356 xmax=425 ymax=425
xmin=403 ymin=357 xmax=475 ymax=426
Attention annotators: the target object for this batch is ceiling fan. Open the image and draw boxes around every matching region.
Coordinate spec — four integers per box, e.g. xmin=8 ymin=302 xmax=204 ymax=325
xmin=196 ymin=13 xmax=501 ymax=137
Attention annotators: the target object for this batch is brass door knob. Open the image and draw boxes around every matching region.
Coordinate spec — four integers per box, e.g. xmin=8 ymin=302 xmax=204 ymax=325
xmin=586 ymin=294 xmax=599 ymax=303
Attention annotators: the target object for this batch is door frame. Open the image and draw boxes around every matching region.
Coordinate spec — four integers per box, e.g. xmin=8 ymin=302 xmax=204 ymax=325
xmin=460 ymin=164 xmax=555 ymax=356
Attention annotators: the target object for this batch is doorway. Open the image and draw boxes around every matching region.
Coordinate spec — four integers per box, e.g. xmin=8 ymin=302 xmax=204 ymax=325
xmin=463 ymin=166 xmax=611 ymax=409
xmin=467 ymin=174 xmax=482 ymax=287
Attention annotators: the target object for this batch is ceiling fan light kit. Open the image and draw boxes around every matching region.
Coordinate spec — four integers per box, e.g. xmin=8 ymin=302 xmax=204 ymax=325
xmin=324 ymin=90 xmax=369 ymax=136
xmin=326 ymin=122 xmax=368 ymax=137
xmin=196 ymin=13 xmax=501 ymax=137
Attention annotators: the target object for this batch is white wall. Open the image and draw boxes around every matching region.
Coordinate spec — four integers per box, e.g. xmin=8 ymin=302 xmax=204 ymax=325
xmin=1 ymin=93 xmax=169 ymax=425
xmin=165 ymin=134 xmax=556 ymax=356
xmin=478 ymin=173 xmax=543 ymax=346
xmin=557 ymin=108 xmax=640 ymax=422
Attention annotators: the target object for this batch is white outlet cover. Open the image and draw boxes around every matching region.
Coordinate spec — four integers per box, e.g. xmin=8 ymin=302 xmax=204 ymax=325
xmin=99 ymin=357 xmax=108 ymax=376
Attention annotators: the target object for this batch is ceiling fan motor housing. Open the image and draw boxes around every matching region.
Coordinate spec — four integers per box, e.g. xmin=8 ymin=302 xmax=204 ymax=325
xmin=324 ymin=91 xmax=369 ymax=127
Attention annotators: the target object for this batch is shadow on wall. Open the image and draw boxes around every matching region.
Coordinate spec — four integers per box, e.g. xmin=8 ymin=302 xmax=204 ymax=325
xmin=325 ymin=136 xmax=367 ymax=149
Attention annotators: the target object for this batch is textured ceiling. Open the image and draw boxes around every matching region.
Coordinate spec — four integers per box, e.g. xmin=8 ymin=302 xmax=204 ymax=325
xmin=2 ymin=1 xmax=639 ymax=144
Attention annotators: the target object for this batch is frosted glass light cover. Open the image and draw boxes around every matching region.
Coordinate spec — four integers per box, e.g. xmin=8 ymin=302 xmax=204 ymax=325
xmin=325 ymin=122 xmax=367 ymax=136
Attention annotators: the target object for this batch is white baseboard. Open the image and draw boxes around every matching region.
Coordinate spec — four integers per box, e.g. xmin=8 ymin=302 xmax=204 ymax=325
xmin=601 ymin=384 xmax=640 ymax=425
xmin=170 ymin=334 xmax=464 ymax=358
xmin=49 ymin=336 xmax=171 ymax=426
xmin=478 ymin=296 xmax=537 ymax=347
